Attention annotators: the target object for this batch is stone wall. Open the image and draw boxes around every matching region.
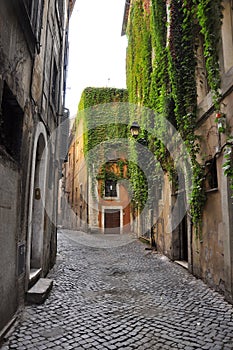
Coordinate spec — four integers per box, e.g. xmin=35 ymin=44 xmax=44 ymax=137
xmin=0 ymin=0 xmax=75 ymax=337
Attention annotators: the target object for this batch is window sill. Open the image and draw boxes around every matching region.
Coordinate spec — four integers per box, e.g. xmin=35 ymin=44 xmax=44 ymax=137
xmin=103 ymin=196 xmax=120 ymax=201
xmin=205 ymin=188 xmax=218 ymax=193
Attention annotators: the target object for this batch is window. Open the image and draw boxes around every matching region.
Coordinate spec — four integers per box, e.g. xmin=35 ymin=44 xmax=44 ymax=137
xmin=29 ymin=0 xmax=44 ymax=46
xmin=0 ymin=83 xmax=24 ymax=163
xmin=48 ymin=151 xmax=53 ymax=190
xmin=105 ymin=180 xmax=117 ymax=197
xmin=75 ymin=187 xmax=78 ymax=205
xmin=18 ymin=0 xmax=44 ymax=53
xmin=56 ymin=0 xmax=64 ymax=29
xmin=156 ymin=184 xmax=163 ymax=201
xmin=80 ymin=184 xmax=83 ymax=202
xmin=52 ymin=59 xmax=58 ymax=107
xmin=205 ymin=158 xmax=218 ymax=191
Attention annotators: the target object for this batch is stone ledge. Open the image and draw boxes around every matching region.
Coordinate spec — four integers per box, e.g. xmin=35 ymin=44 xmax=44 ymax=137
xmin=26 ymin=278 xmax=53 ymax=305
xmin=175 ymin=260 xmax=188 ymax=269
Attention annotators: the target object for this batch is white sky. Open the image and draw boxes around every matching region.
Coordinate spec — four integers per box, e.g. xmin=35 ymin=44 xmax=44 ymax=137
xmin=65 ymin=0 xmax=128 ymax=117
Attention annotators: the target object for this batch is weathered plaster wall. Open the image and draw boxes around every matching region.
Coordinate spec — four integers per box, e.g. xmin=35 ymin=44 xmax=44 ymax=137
xmin=0 ymin=157 xmax=19 ymax=331
xmin=155 ymin=174 xmax=173 ymax=258
xmin=0 ymin=2 xmax=32 ymax=105
xmin=0 ymin=0 xmax=72 ymax=335
xmin=193 ymin=82 xmax=233 ymax=300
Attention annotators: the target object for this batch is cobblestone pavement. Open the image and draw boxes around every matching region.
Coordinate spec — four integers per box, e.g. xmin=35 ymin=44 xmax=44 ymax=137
xmin=2 ymin=229 xmax=233 ymax=350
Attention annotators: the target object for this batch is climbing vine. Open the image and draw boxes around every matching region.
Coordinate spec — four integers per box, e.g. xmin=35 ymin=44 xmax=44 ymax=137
xmin=78 ymin=87 xmax=129 ymax=153
xmin=167 ymin=0 xmax=207 ymax=235
xmin=76 ymin=0 xmax=225 ymax=234
xmin=126 ymin=0 xmax=224 ymax=235
xmin=77 ymin=87 xmax=129 ymax=197
xmin=195 ymin=0 xmax=233 ymax=202
xmin=96 ymin=160 xmax=129 ymax=197
xmin=196 ymin=0 xmax=223 ymax=109
xmin=196 ymin=0 xmax=233 ymax=203
xmin=126 ymin=0 xmax=152 ymax=105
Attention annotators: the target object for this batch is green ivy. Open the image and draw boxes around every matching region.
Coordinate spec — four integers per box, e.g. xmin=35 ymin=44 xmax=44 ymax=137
xmin=77 ymin=87 xmax=129 ymax=197
xmin=126 ymin=0 xmax=152 ymax=105
xmin=78 ymin=87 xmax=129 ymax=151
xmin=196 ymin=0 xmax=233 ymax=203
xmin=196 ymin=0 xmax=223 ymax=109
xmin=167 ymin=0 xmax=207 ymax=235
xmin=96 ymin=160 xmax=129 ymax=197
xmin=125 ymin=0 xmax=224 ymax=236
xmin=77 ymin=0 xmax=225 ymax=235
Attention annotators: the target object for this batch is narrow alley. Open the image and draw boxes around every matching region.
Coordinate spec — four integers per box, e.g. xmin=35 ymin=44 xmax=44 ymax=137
xmin=2 ymin=230 xmax=233 ymax=350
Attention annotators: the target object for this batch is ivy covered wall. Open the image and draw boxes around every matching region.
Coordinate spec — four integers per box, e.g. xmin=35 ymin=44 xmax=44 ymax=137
xmin=78 ymin=87 xmax=129 ymax=112
xmin=125 ymin=0 xmax=223 ymax=233
xmin=78 ymin=86 xmax=129 ymax=151
xmin=77 ymin=87 xmax=129 ymax=193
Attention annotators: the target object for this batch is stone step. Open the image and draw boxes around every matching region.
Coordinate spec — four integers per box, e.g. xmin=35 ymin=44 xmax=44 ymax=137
xmin=175 ymin=260 xmax=188 ymax=269
xmin=26 ymin=278 xmax=53 ymax=305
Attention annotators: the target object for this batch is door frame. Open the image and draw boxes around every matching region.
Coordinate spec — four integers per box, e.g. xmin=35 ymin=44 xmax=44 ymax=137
xmin=26 ymin=122 xmax=48 ymax=288
xmin=102 ymin=206 xmax=123 ymax=234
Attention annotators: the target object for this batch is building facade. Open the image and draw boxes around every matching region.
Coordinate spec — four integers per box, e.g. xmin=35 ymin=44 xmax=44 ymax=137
xmin=0 ymin=0 xmax=75 ymax=338
xmin=60 ymin=87 xmax=131 ymax=233
xmin=59 ymin=117 xmax=89 ymax=230
xmin=97 ymin=158 xmax=131 ymax=234
xmin=122 ymin=0 xmax=233 ymax=303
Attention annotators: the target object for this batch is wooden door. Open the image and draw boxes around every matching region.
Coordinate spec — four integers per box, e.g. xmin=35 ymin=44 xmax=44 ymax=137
xmin=104 ymin=209 xmax=120 ymax=234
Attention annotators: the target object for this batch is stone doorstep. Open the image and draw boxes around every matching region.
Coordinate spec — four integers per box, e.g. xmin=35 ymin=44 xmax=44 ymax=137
xmin=26 ymin=278 xmax=53 ymax=305
xmin=175 ymin=260 xmax=188 ymax=269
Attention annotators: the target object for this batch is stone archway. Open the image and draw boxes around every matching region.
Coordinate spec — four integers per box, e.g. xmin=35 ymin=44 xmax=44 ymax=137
xmin=30 ymin=134 xmax=46 ymax=268
xmin=26 ymin=123 xmax=48 ymax=287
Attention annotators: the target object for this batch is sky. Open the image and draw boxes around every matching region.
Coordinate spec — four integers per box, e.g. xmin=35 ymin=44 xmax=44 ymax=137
xmin=65 ymin=0 xmax=128 ymax=117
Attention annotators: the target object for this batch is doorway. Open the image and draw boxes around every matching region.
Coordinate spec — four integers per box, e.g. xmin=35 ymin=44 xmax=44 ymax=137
xmin=27 ymin=123 xmax=48 ymax=287
xmin=30 ymin=134 xmax=46 ymax=270
xmin=179 ymin=213 xmax=188 ymax=261
xmin=177 ymin=189 xmax=188 ymax=262
xmin=104 ymin=209 xmax=120 ymax=234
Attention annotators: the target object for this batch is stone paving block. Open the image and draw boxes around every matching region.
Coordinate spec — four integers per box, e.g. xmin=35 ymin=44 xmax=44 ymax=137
xmin=2 ymin=230 xmax=233 ymax=350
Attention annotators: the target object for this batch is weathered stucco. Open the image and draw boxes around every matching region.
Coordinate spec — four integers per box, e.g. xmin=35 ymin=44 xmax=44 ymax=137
xmin=0 ymin=158 xmax=19 ymax=331
xmin=0 ymin=0 xmax=75 ymax=337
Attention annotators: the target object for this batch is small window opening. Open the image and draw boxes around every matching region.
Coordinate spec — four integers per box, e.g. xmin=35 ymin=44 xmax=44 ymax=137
xmin=52 ymin=60 xmax=58 ymax=106
xmin=205 ymin=158 xmax=218 ymax=191
xmin=105 ymin=179 xmax=117 ymax=197
xmin=0 ymin=83 xmax=24 ymax=163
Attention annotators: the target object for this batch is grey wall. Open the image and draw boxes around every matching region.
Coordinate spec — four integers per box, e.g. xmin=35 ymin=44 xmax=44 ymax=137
xmin=0 ymin=158 xmax=19 ymax=331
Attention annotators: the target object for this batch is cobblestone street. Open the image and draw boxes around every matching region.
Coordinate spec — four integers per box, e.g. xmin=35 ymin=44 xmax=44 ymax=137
xmin=2 ymin=229 xmax=233 ymax=350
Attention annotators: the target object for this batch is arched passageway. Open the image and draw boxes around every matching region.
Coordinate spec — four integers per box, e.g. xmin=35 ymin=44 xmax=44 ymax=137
xmin=26 ymin=123 xmax=48 ymax=287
